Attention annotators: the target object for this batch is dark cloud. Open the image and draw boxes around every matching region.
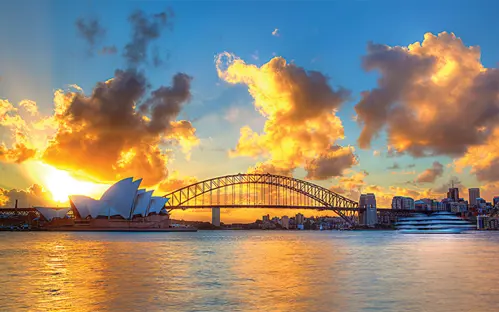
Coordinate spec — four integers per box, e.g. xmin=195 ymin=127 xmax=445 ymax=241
xmin=355 ymin=32 xmax=499 ymax=158
xmin=42 ymin=69 xmax=198 ymax=186
xmin=415 ymin=161 xmax=444 ymax=183
xmin=75 ymin=17 xmax=106 ymax=49
xmin=124 ymin=9 xmax=174 ymax=67
xmin=305 ymin=146 xmax=358 ymax=180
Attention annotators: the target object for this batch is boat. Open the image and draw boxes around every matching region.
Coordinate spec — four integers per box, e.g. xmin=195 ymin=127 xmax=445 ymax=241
xmin=395 ymin=211 xmax=475 ymax=234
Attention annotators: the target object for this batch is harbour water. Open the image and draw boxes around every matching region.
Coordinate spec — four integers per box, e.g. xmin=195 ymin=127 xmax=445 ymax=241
xmin=1 ymin=231 xmax=498 ymax=311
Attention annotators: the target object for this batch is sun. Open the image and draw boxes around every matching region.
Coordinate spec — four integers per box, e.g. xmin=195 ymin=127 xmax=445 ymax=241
xmin=24 ymin=161 xmax=110 ymax=203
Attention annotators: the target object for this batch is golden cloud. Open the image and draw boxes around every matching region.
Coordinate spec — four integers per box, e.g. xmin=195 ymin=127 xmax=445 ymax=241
xmin=0 ymin=184 xmax=55 ymax=208
xmin=157 ymin=171 xmax=197 ymax=193
xmin=355 ymin=32 xmax=499 ymax=157
xmin=42 ymin=70 xmax=199 ymax=186
xmin=216 ymin=52 xmax=356 ymax=179
xmin=455 ymin=128 xmax=499 ymax=182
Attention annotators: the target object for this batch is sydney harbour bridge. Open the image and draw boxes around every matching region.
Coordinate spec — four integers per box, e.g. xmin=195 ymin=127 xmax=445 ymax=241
xmin=163 ymin=173 xmax=362 ymax=225
xmin=1 ymin=173 xmax=414 ymax=226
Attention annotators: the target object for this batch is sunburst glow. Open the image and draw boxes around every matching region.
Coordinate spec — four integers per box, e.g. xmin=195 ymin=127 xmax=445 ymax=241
xmin=24 ymin=161 xmax=110 ymax=203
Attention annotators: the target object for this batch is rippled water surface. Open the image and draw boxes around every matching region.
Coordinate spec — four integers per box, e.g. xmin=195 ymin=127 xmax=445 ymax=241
xmin=1 ymin=231 xmax=499 ymax=311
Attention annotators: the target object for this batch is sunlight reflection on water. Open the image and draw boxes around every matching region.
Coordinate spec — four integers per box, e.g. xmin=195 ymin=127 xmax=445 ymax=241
xmin=1 ymin=231 xmax=498 ymax=311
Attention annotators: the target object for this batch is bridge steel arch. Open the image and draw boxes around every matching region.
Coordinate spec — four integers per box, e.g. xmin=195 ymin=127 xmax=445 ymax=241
xmin=163 ymin=173 xmax=359 ymax=225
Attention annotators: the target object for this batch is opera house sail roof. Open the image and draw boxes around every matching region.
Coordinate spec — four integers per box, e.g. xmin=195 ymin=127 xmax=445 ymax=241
xmin=67 ymin=177 xmax=169 ymax=220
xmin=34 ymin=207 xmax=71 ymax=221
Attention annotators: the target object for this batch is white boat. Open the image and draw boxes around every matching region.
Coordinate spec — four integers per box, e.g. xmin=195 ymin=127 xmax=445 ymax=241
xmin=395 ymin=211 xmax=475 ymax=234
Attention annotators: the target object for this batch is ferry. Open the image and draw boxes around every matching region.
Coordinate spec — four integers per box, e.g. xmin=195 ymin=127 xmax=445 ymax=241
xmin=395 ymin=211 xmax=475 ymax=234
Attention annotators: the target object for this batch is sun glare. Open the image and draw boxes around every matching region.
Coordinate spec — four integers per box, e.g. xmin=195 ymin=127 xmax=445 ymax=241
xmin=24 ymin=161 xmax=111 ymax=203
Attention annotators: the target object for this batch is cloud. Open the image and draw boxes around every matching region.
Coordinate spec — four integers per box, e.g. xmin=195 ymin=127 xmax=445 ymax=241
xmin=415 ymin=161 xmax=444 ymax=183
xmin=75 ymin=17 xmax=106 ymax=50
xmin=157 ymin=171 xmax=197 ymax=193
xmin=355 ymin=32 xmax=499 ymax=157
xmin=0 ymin=99 xmax=38 ymax=162
xmin=0 ymin=184 xmax=55 ymax=208
xmin=455 ymin=128 xmax=499 ymax=182
xmin=42 ymin=69 xmax=199 ymax=186
xmin=0 ymin=143 xmax=36 ymax=163
xmin=272 ymin=28 xmax=279 ymax=37
xmin=372 ymin=150 xmax=381 ymax=157
xmin=387 ymin=162 xmax=400 ymax=170
xmin=305 ymin=146 xmax=358 ymax=180
xmin=247 ymin=162 xmax=294 ymax=176
xmin=124 ymin=9 xmax=174 ymax=67
xmin=215 ymin=52 xmax=355 ymax=180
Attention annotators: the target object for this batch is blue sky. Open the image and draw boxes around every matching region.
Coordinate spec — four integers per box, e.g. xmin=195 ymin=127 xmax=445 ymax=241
xmin=1 ymin=0 xmax=499 ymax=203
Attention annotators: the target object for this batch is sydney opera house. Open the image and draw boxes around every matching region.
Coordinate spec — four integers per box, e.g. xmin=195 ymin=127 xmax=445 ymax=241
xmin=34 ymin=177 xmax=187 ymax=231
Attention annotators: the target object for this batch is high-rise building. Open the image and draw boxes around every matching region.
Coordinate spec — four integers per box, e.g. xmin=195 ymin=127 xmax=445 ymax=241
xmin=359 ymin=193 xmax=376 ymax=225
xmin=295 ymin=213 xmax=304 ymax=225
xmin=212 ymin=207 xmax=220 ymax=227
xmin=447 ymin=188 xmax=459 ymax=202
xmin=365 ymin=206 xmax=377 ymax=227
xmin=493 ymin=196 xmax=499 ymax=207
xmin=469 ymin=188 xmax=480 ymax=207
xmin=281 ymin=216 xmax=289 ymax=229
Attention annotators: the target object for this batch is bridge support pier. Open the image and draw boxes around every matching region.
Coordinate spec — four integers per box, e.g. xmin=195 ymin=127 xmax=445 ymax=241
xmin=212 ymin=207 xmax=220 ymax=227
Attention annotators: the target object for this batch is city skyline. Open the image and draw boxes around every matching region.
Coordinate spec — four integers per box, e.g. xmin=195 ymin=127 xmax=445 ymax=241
xmin=2 ymin=1 xmax=499 ymax=222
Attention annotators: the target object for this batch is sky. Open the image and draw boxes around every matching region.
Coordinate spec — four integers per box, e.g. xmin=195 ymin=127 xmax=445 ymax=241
xmin=1 ymin=0 xmax=499 ymax=222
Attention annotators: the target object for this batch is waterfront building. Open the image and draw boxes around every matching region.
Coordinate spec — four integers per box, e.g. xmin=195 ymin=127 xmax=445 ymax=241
xmin=392 ymin=196 xmax=414 ymax=210
xmin=392 ymin=196 xmax=403 ymax=210
xmin=35 ymin=177 xmax=173 ymax=230
xmin=469 ymin=188 xmax=480 ymax=208
xmin=493 ymin=196 xmax=499 ymax=207
xmin=403 ymin=197 xmax=415 ymax=210
xmin=447 ymin=188 xmax=460 ymax=202
xmin=263 ymin=214 xmax=270 ymax=222
xmin=281 ymin=216 xmax=289 ymax=229
xmin=450 ymin=201 xmax=468 ymax=213
xmin=364 ymin=206 xmax=377 ymax=227
xmin=295 ymin=213 xmax=304 ymax=225
xmin=212 ymin=207 xmax=221 ymax=227
xmin=359 ymin=193 xmax=376 ymax=225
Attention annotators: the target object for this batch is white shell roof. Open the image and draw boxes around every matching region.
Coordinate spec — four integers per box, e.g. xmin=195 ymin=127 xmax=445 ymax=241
xmin=147 ymin=197 xmax=169 ymax=215
xmin=68 ymin=177 xmax=174 ymax=220
xmin=34 ymin=207 xmax=70 ymax=221
xmin=69 ymin=195 xmax=105 ymax=219
xmin=131 ymin=190 xmax=153 ymax=217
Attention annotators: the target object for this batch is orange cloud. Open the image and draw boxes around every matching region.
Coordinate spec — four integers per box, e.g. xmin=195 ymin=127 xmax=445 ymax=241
xmin=42 ymin=70 xmax=199 ymax=186
xmin=455 ymin=128 xmax=499 ymax=182
xmin=216 ymin=52 xmax=356 ymax=179
xmin=0 ymin=184 xmax=55 ymax=208
xmin=157 ymin=171 xmax=197 ymax=193
xmin=355 ymin=32 xmax=499 ymax=157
